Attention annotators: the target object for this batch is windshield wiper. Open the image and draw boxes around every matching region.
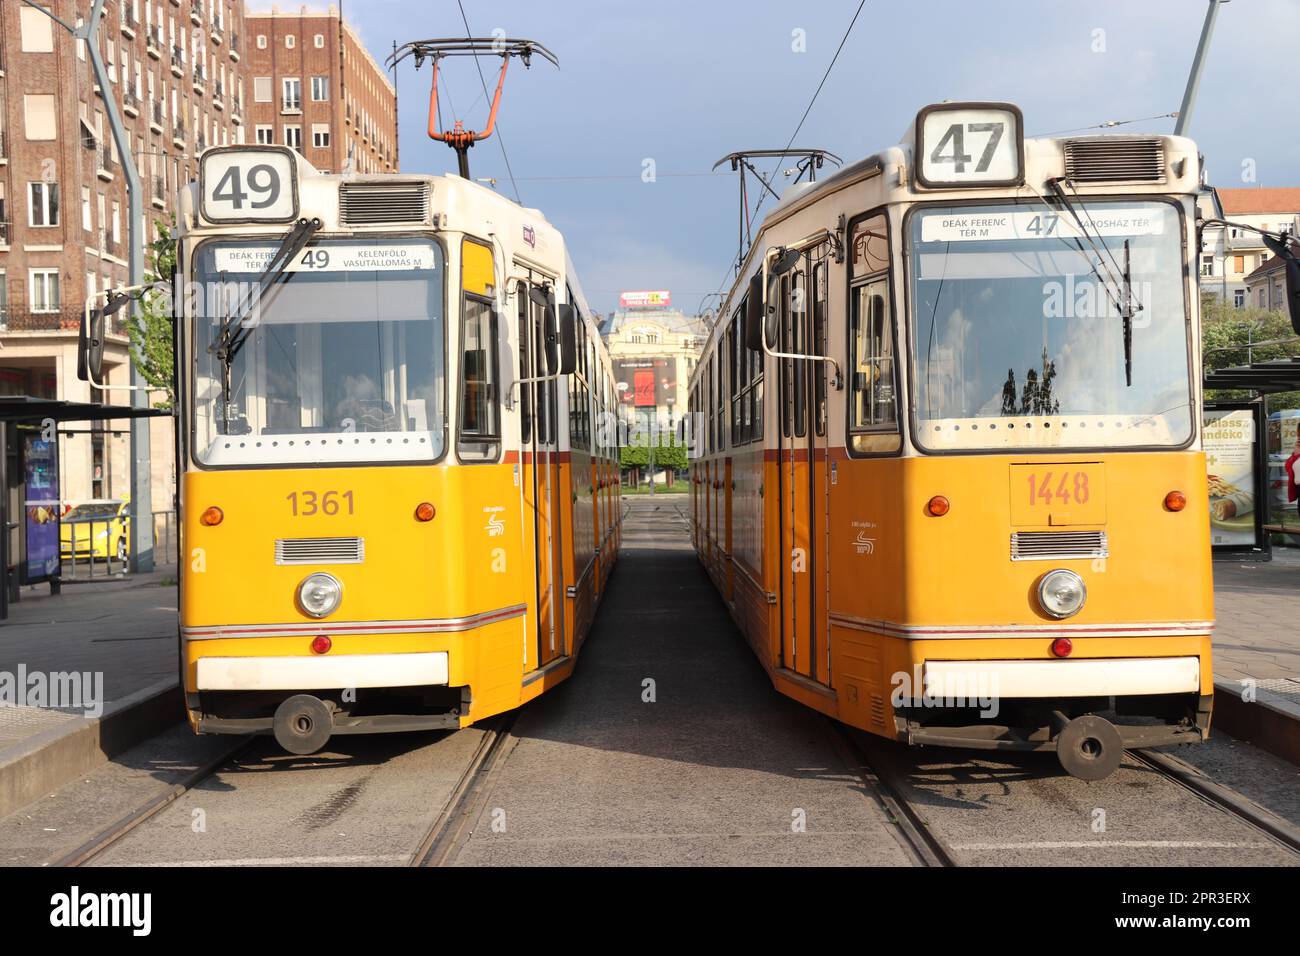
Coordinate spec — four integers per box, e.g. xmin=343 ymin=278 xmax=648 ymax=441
xmin=209 ymin=217 xmax=321 ymax=431
xmin=1046 ymin=178 xmax=1141 ymax=386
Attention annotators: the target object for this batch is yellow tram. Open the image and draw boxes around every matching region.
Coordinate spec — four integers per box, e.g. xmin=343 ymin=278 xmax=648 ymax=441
xmin=690 ymin=102 xmax=1214 ymax=779
xmin=158 ymin=147 xmax=619 ymax=753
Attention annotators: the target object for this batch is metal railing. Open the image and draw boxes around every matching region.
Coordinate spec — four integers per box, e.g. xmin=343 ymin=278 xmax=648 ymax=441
xmin=153 ymin=101 xmax=164 ymax=125
xmin=229 ymin=32 xmax=239 ymax=54
xmin=0 ymin=308 xmax=82 ymax=332
xmin=100 ymin=145 xmax=114 ymax=170
xmin=0 ymin=221 xmax=9 ymax=246
xmin=147 ymin=27 xmax=161 ymax=51
xmin=123 ymin=89 xmax=140 ymax=111
xmin=172 ymin=47 xmax=184 ymax=70
xmin=154 ymin=175 xmax=166 ymax=197
xmin=0 ymin=129 xmax=6 ymax=159
xmin=60 ymin=515 xmax=129 ymax=580
xmin=193 ymin=66 xmax=206 ymax=87
xmin=173 ymin=121 xmax=186 ymax=141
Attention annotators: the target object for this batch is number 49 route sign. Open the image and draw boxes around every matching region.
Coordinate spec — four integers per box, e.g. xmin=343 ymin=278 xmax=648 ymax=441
xmin=200 ymin=146 xmax=299 ymax=224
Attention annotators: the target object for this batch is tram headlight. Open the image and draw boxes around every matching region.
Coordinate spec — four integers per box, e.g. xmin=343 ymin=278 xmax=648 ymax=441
xmin=297 ymin=572 xmax=342 ymax=619
xmin=1037 ymin=569 xmax=1086 ymax=619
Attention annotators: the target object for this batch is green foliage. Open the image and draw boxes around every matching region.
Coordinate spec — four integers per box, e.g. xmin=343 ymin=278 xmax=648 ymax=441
xmin=620 ymin=434 xmax=688 ymax=471
xmin=125 ymin=219 xmax=177 ymax=409
xmin=1201 ymin=295 xmax=1300 ymax=408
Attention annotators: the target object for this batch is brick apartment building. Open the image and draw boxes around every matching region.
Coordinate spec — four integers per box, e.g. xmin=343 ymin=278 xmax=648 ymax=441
xmin=0 ymin=0 xmax=251 ymax=519
xmin=244 ymin=4 xmax=396 ymax=175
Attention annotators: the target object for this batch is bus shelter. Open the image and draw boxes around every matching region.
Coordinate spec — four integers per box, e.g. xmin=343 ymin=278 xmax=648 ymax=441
xmin=0 ymin=397 xmax=169 ymax=621
xmin=1204 ymin=358 xmax=1300 ymax=557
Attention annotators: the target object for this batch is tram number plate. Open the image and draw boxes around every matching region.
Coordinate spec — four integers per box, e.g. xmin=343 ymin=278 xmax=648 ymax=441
xmin=1009 ymin=463 xmax=1105 ymax=526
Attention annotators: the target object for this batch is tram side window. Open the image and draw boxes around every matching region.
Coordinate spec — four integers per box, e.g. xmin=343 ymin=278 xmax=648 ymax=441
xmin=847 ymin=212 xmax=899 ymax=455
xmin=517 ymin=280 xmax=532 ymax=444
xmin=729 ymin=318 xmax=741 ymax=445
xmin=458 ymin=295 xmax=500 ymax=460
xmin=792 ymin=268 xmax=807 ymax=439
xmin=813 ymin=262 xmax=828 ymax=437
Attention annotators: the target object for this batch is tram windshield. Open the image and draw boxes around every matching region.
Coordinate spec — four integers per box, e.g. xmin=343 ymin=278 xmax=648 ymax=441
xmin=908 ymin=199 xmax=1191 ymax=451
xmin=191 ymin=237 xmax=445 ymax=466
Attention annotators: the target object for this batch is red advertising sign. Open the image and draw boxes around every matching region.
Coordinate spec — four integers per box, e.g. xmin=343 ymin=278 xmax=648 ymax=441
xmin=634 ymin=369 xmax=656 ymax=407
xmin=619 ymin=290 xmax=671 ymax=308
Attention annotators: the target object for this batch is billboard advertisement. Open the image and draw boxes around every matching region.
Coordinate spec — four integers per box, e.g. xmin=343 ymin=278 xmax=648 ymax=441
xmin=619 ymin=290 xmax=671 ymax=309
xmin=615 ymin=357 xmax=675 ymax=410
xmin=1205 ymin=404 xmax=1265 ymax=552
xmin=23 ymin=433 xmax=60 ymax=584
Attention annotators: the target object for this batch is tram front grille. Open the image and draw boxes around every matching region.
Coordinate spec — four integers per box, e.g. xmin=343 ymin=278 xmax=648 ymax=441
xmin=1010 ymin=530 xmax=1107 ymax=561
xmin=1063 ymin=138 xmax=1166 ymax=184
xmin=339 ymin=181 xmax=430 ymax=224
xmin=275 ymin=536 xmax=365 ymax=565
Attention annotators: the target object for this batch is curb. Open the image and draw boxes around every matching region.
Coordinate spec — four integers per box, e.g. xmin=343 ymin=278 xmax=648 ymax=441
xmin=0 ymin=679 xmax=182 ymax=821
xmin=1212 ymin=677 xmax=1300 ymax=767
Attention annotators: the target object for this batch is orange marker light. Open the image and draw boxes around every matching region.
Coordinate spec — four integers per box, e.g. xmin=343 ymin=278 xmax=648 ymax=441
xmin=310 ymin=635 xmax=332 ymax=655
xmin=200 ymin=506 xmax=224 ymax=526
xmin=1164 ymin=490 xmax=1187 ymax=512
xmin=1051 ymin=636 xmax=1073 ymax=658
xmin=415 ymin=502 xmax=436 ymax=522
xmin=926 ymin=495 xmax=950 ymax=517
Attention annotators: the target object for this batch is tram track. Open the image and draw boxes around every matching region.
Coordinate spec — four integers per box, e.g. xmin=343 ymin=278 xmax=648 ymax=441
xmin=53 ymin=736 xmax=255 ymax=868
xmin=824 ymin=719 xmax=959 ymax=867
xmin=1129 ymin=747 xmax=1300 ymax=858
xmin=408 ymin=712 xmax=519 ymax=867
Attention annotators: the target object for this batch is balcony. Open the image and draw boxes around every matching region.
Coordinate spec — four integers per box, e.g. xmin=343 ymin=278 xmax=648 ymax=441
xmin=0 ymin=221 xmax=9 ymax=247
xmin=150 ymin=101 xmax=164 ymax=133
xmin=121 ymin=12 xmax=138 ymax=39
xmin=0 ymin=129 xmax=6 ymax=164
xmin=192 ymin=66 xmax=206 ymax=94
xmin=171 ymin=47 xmax=184 ymax=77
xmin=190 ymin=1 xmax=203 ymax=27
xmin=0 ymin=308 xmax=86 ymax=333
xmin=196 ymin=133 xmax=207 ymax=153
xmin=229 ymin=33 xmax=240 ymax=61
xmin=146 ymin=27 xmax=162 ymax=58
xmin=98 ymin=146 xmax=114 ymax=181
xmin=123 ymin=89 xmax=140 ymax=118
xmin=173 ymin=122 xmax=186 ymax=147
xmin=152 ymin=176 xmax=167 ymax=210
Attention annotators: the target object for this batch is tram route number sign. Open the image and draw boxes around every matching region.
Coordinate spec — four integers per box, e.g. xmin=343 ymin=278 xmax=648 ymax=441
xmin=917 ymin=104 xmax=1022 ymax=188
xmin=200 ymin=147 xmax=299 ymax=223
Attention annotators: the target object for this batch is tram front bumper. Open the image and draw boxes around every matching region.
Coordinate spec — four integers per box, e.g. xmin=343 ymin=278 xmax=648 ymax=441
xmin=893 ymin=654 xmax=1212 ymax=752
xmin=195 ymin=651 xmax=450 ymax=691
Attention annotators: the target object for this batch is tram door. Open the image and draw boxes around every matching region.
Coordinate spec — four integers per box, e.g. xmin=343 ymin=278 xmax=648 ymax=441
xmin=520 ymin=280 xmax=565 ymax=668
xmin=778 ymin=259 xmax=831 ymax=684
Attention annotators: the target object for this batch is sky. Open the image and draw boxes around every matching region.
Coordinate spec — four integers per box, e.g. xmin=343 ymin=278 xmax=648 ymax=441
xmin=254 ymin=0 xmax=1300 ymax=317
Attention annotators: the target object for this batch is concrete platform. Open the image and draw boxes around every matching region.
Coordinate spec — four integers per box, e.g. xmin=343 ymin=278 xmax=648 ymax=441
xmin=450 ymin=498 xmax=916 ymax=866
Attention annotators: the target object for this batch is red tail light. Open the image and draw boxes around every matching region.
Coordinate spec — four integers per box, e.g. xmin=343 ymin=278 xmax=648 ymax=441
xmin=310 ymin=635 xmax=332 ymax=655
xmin=1051 ymin=637 xmax=1073 ymax=658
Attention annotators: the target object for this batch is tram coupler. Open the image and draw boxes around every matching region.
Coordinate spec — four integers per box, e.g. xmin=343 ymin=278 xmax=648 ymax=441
xmin=1052 ymin=711 xmax=1123 ymax=781
xmin=273 ymin=694 xmax=335 ymax=755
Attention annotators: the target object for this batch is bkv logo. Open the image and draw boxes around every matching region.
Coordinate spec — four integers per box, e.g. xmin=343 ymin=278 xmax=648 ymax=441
xmin=1042 ymin=276 xmax=1154 ymax=328
xmin=853 ymin=531 xmax=875 ymax=555
xmin=484 ymin=507 xmax=506 ymax=537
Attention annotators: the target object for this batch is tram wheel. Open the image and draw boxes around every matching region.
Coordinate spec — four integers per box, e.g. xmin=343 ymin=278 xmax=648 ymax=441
xmin=273 ymin=694 xmax=334 ymax=755
xmin=1055 ymin=714 xmax=1123 ymax=781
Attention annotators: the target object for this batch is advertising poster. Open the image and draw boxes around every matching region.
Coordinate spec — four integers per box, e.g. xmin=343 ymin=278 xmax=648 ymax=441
xmin=615 ymin=358 xmax=674 ymax=409
xmin=1204 ymin=408 xmax=1256 ymax=548
xmin=23 ymin=433 xmax=60 ymax=583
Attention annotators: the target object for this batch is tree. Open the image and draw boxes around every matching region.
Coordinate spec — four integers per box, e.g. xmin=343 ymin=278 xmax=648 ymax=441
xmin=125 ymin=219 xmax=177 ymax=408
xmin=1201 ymin=295 xmax=1300 ymax=409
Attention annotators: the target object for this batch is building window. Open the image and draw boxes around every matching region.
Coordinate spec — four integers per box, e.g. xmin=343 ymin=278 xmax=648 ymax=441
xmin=314 ymin=33 xmax=325 ymax=48
xmin=285 ymin=34 xmax=296 ymax=49
xmin=111 ymin=201 xmax=121 ymax=245
xmin=81 ymin=187 xmax=92 ymax=231
xmin=1234 ymin=289 xmax=1246 ymax=308
xmin=282 ymin=77 xmax=301 ymax=112
xmin=284 ymin=125 xmax=302 ymax=151
xmin=1200 ymin=255 xmax=1213 ymax=277
xmin=311 ymin=76 xmax=329 ymax=101
xmin=253 ymin=77 xmax=272 ymax=103
xmin=23 ymin=94 xmax=58 ymax=141
xmin=19 ymin=6 xmax=55 ymax=53
xmin=256 ymin=34 xmax=267 ymax=49
xmin=255 ymin=125 xmax=274 ymax=145
xmin=28 ymin=182 xmax=60 ymax=227
xmin=311 ymin=124 xmax=330 ymax=149
xmin=29 ymin=270 xmax=61 ymax=313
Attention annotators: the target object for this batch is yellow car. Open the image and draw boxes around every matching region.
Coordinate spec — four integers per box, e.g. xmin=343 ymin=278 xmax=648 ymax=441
xmin=60 ymin=498 xmax=131 ymax=562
